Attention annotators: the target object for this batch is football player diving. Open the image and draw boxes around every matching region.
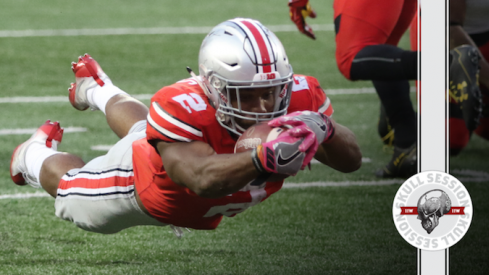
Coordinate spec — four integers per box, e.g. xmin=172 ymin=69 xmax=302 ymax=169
xmin=10 ymin=18 xmax=361 ymax=234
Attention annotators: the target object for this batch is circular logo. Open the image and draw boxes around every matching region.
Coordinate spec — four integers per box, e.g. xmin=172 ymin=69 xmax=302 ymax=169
xmin=392 ymin=171 xmax=473 ymax=251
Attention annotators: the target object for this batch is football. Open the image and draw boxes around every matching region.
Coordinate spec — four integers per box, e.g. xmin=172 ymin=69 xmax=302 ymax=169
xmin=234 ymin=122 xmax=289 ymax=182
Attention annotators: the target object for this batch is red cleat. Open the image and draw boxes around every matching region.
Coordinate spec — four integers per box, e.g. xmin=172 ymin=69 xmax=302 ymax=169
xmin=69 ymin=53 xmax=111 ymax=111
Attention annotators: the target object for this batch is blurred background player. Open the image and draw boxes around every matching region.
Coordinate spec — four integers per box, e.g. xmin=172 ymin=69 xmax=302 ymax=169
xmin=288 ymin=0 xmax=317 ymax=39
xmin=448 ymin=0 xmax=487 ymax=155
xmin=289 ymin=0 xmax=418 ymax=178
xmin=408 ymin=1 xmax=485 ymax=156
xmin=10 ymin=18 xmax=361 ymax=235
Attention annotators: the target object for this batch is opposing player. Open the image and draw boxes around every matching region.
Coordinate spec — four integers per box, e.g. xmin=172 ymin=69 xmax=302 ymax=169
xmin=289 ymin=0 xmax=418 ymax=178
xmin=448 ymin=0 xmax=488 ymax=155
xmin=288 ymin=0 xmax=317 ymax=39
xmin=10 ymin=18 xmax=361 ymax=234
xmin=407 ymin=1 xmax=487 ymax=156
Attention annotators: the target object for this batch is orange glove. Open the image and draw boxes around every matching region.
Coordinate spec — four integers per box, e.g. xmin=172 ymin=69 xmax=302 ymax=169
xmin=289 ymin=0 xmax=317 ymax=40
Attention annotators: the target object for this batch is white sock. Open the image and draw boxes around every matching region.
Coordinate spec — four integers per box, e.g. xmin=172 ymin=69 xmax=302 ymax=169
xmin=25 ymin=142 xmax=61 ymax=188
xmin=87 ymin=83 xmax=128 ymax=114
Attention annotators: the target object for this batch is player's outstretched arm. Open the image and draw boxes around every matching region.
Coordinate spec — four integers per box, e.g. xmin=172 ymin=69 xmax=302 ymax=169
xmin=154 ymin=127 xmax=313 ymax=198
xmin=155 ymin=140 xmax=262 ymax=199
xmin=314 ymin=120 xmax=362 ymax=173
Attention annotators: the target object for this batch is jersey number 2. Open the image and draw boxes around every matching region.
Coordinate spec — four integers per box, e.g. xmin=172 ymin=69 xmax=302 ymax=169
xmin=172 ymin=93 xmax=207 ymax=113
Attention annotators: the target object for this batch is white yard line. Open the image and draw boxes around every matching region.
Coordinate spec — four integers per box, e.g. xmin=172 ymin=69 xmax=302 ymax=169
xmin=451 ymin=169 xmax=489 ymax=178
xmin=283 ymin=180 xmax=403 ymax=187
xmin=2 ymin=170 xmax=487 ymax=200
xmin=0 ymin=24 xmax=334 ymax=38
xmin=0 ymin=87 xmax=418 ymax=104
xmin=327 ymin=86 xmax=416 ymax=95
xmin=310 ymin=158 xmax=371 ymax=164
xmin=0 ymin=192 xmax=50 ymax=199
xmin=89 ymin=146 xmax=373 ymax=166
xmin=0 ymin=96 xmax=67 ymax=103
xmin=0 ymin=127 xmax=86 ymax=135
xmin=0 ymin=94 xmax=152 ymax=104
xmin=284 ymin=176 xmax=489 ymax=187
xmin=0 ymin=180 xmax=398 ymax=200
xmin=0 ymin=88 xmax=403 ymax=105
xmin=91 ymin=145 xmax=115 ymax=151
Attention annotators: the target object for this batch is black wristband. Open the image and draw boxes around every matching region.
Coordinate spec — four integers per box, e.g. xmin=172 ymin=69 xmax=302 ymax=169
xmin=320 ymin=113 xmax=335 ymax=143
xmin=324 ymin=124 xmax=335 ymax=143
xmin=251 ymin=148 xmax=266 ymax=173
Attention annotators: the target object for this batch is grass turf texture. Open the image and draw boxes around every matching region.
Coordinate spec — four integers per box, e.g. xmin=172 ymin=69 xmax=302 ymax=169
xmin=0 ymin=0 xmax=488 ymax=274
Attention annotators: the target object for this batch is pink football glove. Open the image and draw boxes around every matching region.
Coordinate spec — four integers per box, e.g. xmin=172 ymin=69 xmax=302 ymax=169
xmin=269 ymin=111 xmax=335 ymax=144
xmin=268 ymin=111 xmax=335 ymax=168
xmin=289 ymin=0 xmax=317 ymax=40
xmin=251 ymin=129 xmax=316 ymax=176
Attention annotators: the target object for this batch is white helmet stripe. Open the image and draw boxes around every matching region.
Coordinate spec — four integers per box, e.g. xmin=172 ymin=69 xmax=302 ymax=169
xmin=232 ymin=19 xmax=275 ymax=74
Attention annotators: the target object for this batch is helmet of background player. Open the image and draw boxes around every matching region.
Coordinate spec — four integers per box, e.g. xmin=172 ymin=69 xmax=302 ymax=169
xmin=198 ymin=18 xmax=294 ymax=136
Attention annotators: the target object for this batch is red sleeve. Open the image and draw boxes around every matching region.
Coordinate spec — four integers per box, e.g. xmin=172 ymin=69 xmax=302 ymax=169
xmin=146 ymin=80 xmax=211 ymax=143
xmin=287 ymin=75 xmax=334 ymax=116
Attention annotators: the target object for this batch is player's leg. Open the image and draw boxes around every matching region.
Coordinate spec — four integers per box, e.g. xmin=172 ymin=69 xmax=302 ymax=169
xmin=10 ymin=120 xmax=84 ymax=198
xmin=378 ymin=4 xmax=419 ymax=148
xmin=11 ymin=120 xmax=166 ymax=234
xmin=39 ymin=153 xmax=85 ymax=197
xmin=385 ymin=0 xmax=418 ymax=46
xmin=372 ymin=14 xmax=418 ymax=177
xmin=54 ymin=127 xmax=167 ymax=234
xmin=449 ymin=117 xmax=471 ymax=156
xmin=447 ymin=47 xmax=482 ymax=156
xmin=473 ymin=87 xmax=489 ymax=140
xmin=473 ymin=42 xmax=489 ymax=141
xmin=450 ymin=46 xmax=483 ymax=133
xmin=376 ymin=0 xmax=418 ymax=151
xmin=104 ymin=94 xmax=148 ymax=139
xmin=448 ymin=53 xmax=472 ymax=157
xmin=373 ymin=79 xmax=417 ymax=178
xmin=378 ymin=104 xmax=395 ymax=147
xmin=409 ymin=8 xmax=421 ymax=99
xmin=335 ymin=0 xmax=418 ymax=177
xmin=334 ymin=0 xmax=417 ymax=81
xmin=69 ymin=54 xmax=149 ymax=139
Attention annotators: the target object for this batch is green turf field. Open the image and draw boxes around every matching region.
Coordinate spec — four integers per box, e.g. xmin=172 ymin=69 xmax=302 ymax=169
xmin=0 ymin=1 xmax=488 ymax=274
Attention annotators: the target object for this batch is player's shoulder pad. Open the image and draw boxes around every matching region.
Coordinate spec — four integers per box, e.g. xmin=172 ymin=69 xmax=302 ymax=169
xmin=147 ymin=80 xmax=211 ymax=142
xmin=291 ymin=74 xmax=318 ymax=92
xmin=150 ymin=77 xmax=218 ymax=130
xmin=152 ymin=78 xmax=208 ymax=108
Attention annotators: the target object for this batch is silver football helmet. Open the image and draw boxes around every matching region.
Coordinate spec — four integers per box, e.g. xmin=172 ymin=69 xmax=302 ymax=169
xmin=198 ymin=18 xmax=294 ymax=135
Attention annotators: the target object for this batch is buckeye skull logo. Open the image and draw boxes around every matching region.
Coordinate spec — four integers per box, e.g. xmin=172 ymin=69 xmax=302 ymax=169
xmin=417 ymin=190 xmax=452 ymax=234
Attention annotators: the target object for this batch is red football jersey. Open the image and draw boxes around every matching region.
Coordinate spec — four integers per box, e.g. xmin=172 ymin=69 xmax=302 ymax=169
xmin=132 ymin=74 xmax=333 ymax=229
